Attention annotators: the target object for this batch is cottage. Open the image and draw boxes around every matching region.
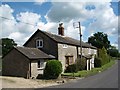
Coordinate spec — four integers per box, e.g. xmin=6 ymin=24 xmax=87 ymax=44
xmin=2 ymin=24 xmax=97 ymax=79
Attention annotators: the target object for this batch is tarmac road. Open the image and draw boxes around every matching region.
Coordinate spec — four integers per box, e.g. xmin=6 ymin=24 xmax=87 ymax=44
xmin=47 ymin=60 xmax=118 ymax=88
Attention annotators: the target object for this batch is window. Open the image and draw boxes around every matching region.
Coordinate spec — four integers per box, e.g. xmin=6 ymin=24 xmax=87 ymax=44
xmin=63 ymin=44 xmax=68 ymax=48
xmin=37 ymin=60 xmax=44 ymax=69
xmin=36 ymin=39 xmax=43 ymax=48
xmin=65 ymin=56 xmax=73 ymax=66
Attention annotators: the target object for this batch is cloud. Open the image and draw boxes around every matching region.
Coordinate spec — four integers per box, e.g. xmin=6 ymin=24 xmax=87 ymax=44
xmin=1 ymin=2 xmax=118 ymax=48
xmin=0 ymin=4 xmax=17 ymax=38
xmin=16 ymin=12 xmax=41 ymax=34
xmin=1 ymin=4 xmax=42 ymax=45
xmin=46 ymin=2 xmax=118 ymax=43
xmin=46 ymin=2 xmax=85 ymax=22
xmin=34 ymin=0 xmax=49 ymax=5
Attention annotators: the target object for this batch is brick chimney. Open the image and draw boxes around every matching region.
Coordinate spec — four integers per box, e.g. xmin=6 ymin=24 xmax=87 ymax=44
xmin=58 ymin=23 xmax=64 ymax=36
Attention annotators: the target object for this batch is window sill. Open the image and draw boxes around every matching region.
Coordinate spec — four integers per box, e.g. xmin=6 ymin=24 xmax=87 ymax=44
xmin=37 ymin=68 xmax=44 ymax=70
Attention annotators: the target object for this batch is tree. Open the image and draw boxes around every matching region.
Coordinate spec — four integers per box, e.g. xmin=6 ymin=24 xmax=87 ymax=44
xmin=2 ymin=38 xmax=17 ymax=56
xmin=107 ymin=45 xmax=119 ymax=57
xmin=88 ymin=32 xmax=110 ymax=49
xmin=108 ymin=48 xmax=119 ymax=57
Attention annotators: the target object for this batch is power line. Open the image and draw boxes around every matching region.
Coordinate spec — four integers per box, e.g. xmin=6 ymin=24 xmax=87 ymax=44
xmin=0 ymin=16 xmax=36 ymax=26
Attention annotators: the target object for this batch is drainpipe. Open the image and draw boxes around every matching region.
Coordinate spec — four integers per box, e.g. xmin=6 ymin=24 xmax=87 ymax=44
xmin=29 ymin=60 xmax=31 ymax=78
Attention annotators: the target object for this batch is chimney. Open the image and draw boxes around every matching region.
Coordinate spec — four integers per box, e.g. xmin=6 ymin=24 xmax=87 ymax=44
xmin=58 ymin=23 xmax=64 ymax=36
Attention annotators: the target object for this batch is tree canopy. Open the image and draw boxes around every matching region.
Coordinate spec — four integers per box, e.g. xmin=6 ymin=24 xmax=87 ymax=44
xmin=2 ymin=38 xmax=17 ymax=56
xmin=88 ymin=32 xmax=110 ymax=49
xmin=107 ymin=46 xmax=119 ymax=57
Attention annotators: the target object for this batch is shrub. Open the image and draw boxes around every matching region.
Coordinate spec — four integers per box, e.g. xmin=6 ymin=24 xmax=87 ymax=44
xmin=43 ymin=60 xmax=62 ymax=79
xmin=65 ymin=64 xmax=77 ymax=73
xmin=98 ymin=47 xmax=109 ymax=65
xmin=94 ymin=57 xmax=102 ymax=67
xmin=76 ymin=57 xmax=87 ymax=71
xmin=107 ymin=49 xmax=119 ymax=57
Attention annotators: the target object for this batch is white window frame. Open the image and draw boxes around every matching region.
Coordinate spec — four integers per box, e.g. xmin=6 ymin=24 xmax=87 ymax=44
xmin=63 ymin=44 xmax=68 ymax=48
xmin=36 ymin=39 xmax=43 ymax=48
xmin=37 ymin=60 xmax=44 ymax=69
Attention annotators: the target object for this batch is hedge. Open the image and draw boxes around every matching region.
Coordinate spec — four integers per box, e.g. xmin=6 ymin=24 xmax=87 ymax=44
xmin=43 ymin=60 xmax=62 ymax=79
xmin=94 ymin=57 xmax=102 ymax=67
xmin=65 ymin=64 xmax=77 ymax=73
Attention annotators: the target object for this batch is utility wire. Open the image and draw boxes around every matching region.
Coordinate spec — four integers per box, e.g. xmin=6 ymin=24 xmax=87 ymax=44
xmin=0 ymin=16 xmax=36 ymax=26
xmin=1 ymin=16 xmax=90 ymax=41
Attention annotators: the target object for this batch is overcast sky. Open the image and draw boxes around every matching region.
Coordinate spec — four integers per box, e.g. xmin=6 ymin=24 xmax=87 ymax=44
xmin=0 ymin=0 xmax=119 ymax=50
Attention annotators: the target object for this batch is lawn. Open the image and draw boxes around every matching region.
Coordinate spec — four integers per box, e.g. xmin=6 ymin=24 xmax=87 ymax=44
xmin=62 ymin=59 xmax=115 ymax=77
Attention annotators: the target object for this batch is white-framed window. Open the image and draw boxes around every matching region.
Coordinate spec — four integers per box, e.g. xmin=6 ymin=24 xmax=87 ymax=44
xmin=37 ymin=60 xmax=44 ymax=69
xmin=36 ymin=39 xmax=43 ymax=48
xmin=63 ymin=44 xmax=68 ymax=48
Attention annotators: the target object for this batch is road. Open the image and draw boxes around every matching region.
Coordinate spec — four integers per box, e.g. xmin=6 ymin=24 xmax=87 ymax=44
xmin=47 ymin=60 xmax=118 ymax=88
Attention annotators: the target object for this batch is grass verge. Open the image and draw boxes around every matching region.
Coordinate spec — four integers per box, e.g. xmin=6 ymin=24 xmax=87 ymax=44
xmin=62 ymin=60 xmax=115 ymax=78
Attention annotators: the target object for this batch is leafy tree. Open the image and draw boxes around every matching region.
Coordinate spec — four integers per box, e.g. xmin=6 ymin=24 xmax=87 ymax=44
xmin=107 ymin=49 xmax=119 ymax=57
xmin=107 ymin=45 xmax=119 ymax=57
xmin=2 ymin=38 xmax=17 ymax=56
xmin=88 ymin=32 xmax=110 ymax=49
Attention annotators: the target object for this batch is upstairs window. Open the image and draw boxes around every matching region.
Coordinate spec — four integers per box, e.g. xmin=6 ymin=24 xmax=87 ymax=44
xmin=63 ymin=44 xmax=68 ymax=48
xmin=36 ymin=39 xmax=43 ymax=48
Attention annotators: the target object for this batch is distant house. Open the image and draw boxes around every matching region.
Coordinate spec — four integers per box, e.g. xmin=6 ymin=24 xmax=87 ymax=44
xmin=2 ymin=23 xmax=97 ymax=79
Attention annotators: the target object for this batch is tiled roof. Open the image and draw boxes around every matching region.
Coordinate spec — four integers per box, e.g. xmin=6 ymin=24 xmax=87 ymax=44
xmin=24 ymin=29 xmax=96 ymax=49
xmin=14 ymin=47 xmax=55 ymax=59
xmin=40 ymin=30 xmax=96 ymax=49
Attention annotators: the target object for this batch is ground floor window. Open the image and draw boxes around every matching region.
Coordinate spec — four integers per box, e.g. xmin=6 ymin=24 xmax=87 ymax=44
xmin=65 ymin=56 xmax=74 ymax=66
xmin=37 ymin=60 xmax=44 ymax=69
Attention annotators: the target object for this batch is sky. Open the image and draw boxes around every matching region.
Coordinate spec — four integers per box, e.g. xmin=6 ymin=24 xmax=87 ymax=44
xmin=0 ymin=0 xmax=119 ymax=50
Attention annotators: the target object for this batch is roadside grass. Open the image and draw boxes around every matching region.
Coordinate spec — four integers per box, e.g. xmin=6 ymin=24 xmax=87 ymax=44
xmin=62 ymin=59 xmax=115 ymax=78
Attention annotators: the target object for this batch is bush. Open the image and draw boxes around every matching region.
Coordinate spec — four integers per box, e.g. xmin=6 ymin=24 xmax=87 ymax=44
xmin=107 ymin=48 xmax=119 ymax=57
xmin=43 ymin=60 xmax=62 ymax=79
xmin=76 ymin=57 xmax=87 ymax=71
xmin=65 ymin=64 xmax=77 ymax=73
xmin=94 ymin=57 xmax=102 ymax=67
xmin=98 ymin=47 xmax=109 ymax=65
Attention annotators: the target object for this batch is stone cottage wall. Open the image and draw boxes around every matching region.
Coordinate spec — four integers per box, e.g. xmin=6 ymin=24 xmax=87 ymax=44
xmin=58 ymin=43 xmax=77 ymax=72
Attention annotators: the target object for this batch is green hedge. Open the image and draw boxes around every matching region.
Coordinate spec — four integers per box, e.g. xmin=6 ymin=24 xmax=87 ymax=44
xmin=76 ymin=57 xmax=87 ymax=71
xmin=43 ymin=60 xmax=62 ymax=79
xmin=94 ymin=57 xmax=102 ymax=67
xmin=98 ymin=47 xmax=109 ymax=66
xmin=65 ymin=64 xmax=77 ymax=73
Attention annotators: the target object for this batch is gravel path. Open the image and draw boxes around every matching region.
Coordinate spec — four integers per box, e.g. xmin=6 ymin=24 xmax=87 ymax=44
xmin=1 ymin=76 xmax=59 ymax=88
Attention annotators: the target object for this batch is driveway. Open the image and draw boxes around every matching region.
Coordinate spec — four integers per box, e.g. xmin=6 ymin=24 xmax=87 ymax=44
xmin=47 ymin=60 xmax=118 ymax=88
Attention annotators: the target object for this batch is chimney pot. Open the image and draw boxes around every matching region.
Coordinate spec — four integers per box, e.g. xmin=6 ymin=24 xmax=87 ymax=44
xmin=58 ymin=23 xmax=64 ymax=36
